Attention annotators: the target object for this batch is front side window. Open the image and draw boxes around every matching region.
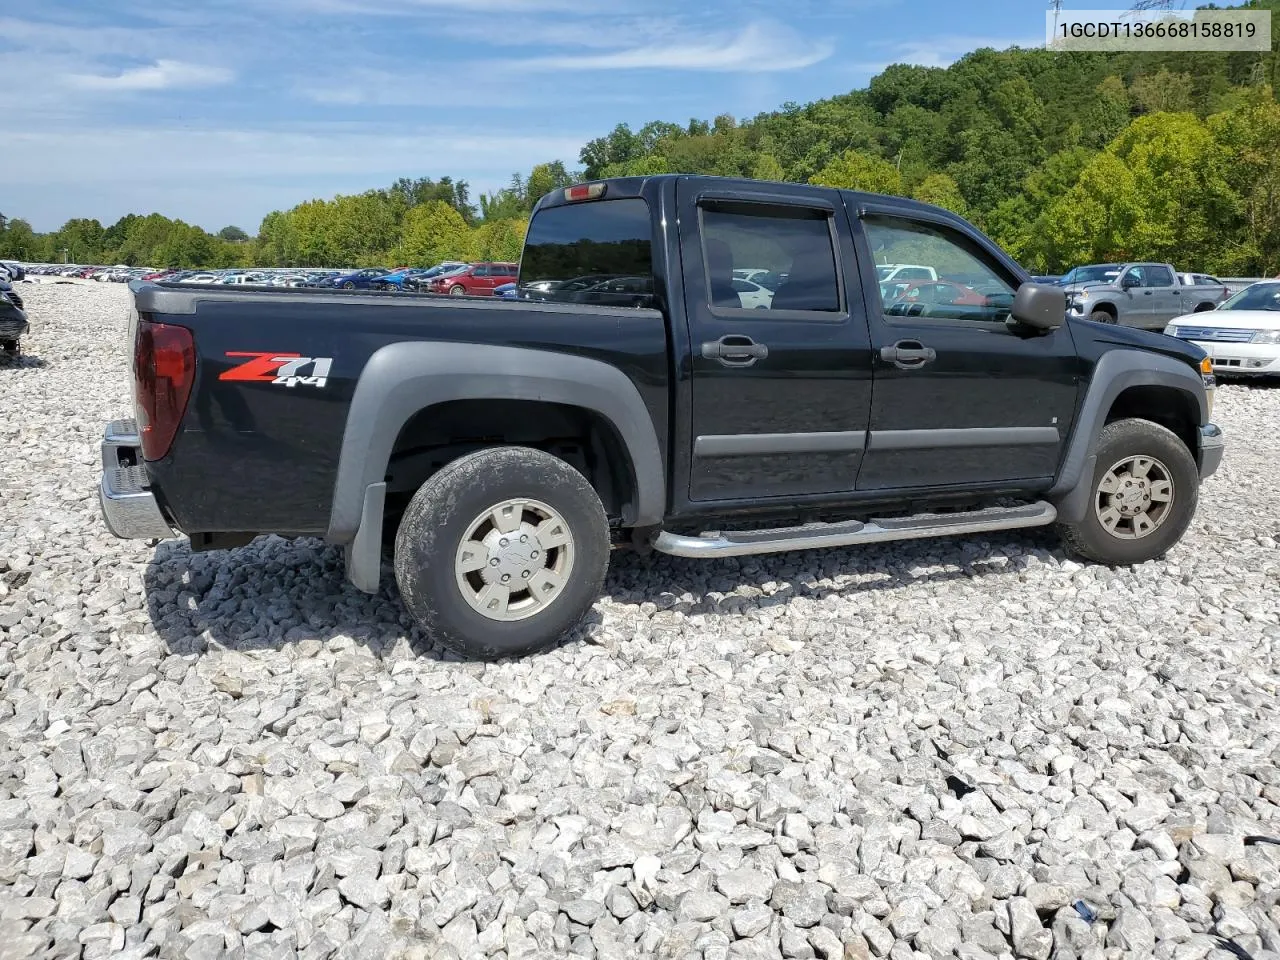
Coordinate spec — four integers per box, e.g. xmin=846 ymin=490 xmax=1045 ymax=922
xmin=1123 ymin=266 xmax=1149 ymax=287
xmin=700 ymin=204 xmax=840 ymax=312
xmin=863 ymin=216 xmax=1016 ymax=323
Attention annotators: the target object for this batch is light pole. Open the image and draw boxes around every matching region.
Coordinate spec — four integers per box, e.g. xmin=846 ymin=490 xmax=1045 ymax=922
xmin=62 ymin=248 xmax=69 ymax=264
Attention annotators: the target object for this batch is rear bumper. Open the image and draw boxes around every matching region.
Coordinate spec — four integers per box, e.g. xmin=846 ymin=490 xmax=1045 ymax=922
xmin=1199 ymin=423 xmax=1225 ymax=480
xmin=99 ymin=419 xmax=176 ymax=540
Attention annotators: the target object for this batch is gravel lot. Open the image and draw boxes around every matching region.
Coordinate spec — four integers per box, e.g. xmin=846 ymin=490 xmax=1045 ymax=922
xmin=2 ymin=282 xmax=1280 ymax=960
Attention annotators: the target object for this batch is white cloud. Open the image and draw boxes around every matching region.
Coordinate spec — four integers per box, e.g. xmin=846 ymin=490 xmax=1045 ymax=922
xmin=514 ymin=20 xmax=832 ymax=72
xmin=67 ymin=59 xmax=234 ymax=91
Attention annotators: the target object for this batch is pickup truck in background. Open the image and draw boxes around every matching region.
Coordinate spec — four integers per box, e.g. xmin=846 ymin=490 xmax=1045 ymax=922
xmin=0 ymin=280 xmax=28 ymax=357
xmin=100 ymin=175 xmax=1224 ymax=659
xmin=1060 ymin=262 xmax=1224 ymax=329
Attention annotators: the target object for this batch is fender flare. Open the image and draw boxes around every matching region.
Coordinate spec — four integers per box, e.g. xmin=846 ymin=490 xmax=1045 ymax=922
xmin=1047 ymin=348 xmax=1207 ymax=523
xmin=327 ymin=341 xmax=667 ymax=545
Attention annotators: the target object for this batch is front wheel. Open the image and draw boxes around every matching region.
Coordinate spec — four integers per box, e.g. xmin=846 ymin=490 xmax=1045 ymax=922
xmin=1058 ymin=418 xmax=1199 ymax=566
xmin=1089 ymin=309 xmax=1117 ymax=324
xmin=394 ymin=446 xmax=610 ymax=659
xmin=448 ymin=284 xmax=466 ymax=296
xmin=0 ymin=339 xmax=18 ymax=358
xmin=342 ymin=281 xmax=356 ymax=290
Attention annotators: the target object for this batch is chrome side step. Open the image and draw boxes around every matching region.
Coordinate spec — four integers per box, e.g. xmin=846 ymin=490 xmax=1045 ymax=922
xmin=651 ymin=501 xmax=1057 ymax=559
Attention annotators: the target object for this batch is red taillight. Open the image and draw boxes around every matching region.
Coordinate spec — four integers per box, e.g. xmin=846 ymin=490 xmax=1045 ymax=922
xmin=134 ymin=320 xmax=195 ymax=460
xmin=564 ymin=182 xmax=606 ymax=202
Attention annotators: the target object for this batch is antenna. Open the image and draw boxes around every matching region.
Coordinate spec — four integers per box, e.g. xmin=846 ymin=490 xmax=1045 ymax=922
xmin=1049 ymin=0 xmax=1063 ymax=45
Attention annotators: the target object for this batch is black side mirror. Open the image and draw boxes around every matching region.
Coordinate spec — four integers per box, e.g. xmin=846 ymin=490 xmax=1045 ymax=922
xmin=1011 ymin=282 xmax=1065 ymax=331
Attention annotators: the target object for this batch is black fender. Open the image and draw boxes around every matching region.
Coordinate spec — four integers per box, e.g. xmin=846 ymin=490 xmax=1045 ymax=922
xmin=326 ymin=342 xmax=666 ymax=592
xmin=1047 ymin=348 xmax=1208 ymax=523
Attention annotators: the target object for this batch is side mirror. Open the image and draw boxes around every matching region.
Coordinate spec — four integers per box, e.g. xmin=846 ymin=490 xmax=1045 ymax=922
xmin=1011 ymin=282 xmax=1065 ymax=330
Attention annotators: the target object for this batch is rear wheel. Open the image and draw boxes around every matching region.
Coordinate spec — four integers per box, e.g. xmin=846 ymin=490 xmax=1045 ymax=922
xmin=394 ymin=446 xmax=610 ymax=660
xmin=1058 ymin=418 xmax=1198 ymax=565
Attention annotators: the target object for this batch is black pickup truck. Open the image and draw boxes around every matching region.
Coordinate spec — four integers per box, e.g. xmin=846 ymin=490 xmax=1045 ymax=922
xmin=100 ymin=175 xmax=1224 ymax=659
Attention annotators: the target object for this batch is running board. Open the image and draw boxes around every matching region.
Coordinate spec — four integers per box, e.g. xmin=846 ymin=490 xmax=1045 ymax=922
xmin=651 ymin=501 xmax=1057 ymax=559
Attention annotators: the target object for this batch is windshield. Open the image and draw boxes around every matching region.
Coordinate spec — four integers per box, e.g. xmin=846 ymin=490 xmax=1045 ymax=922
xmin=1219 ymin=283 xmax=1280 ymax=311
xmin=1062 ymin=265 xmax=1121 ymax=284
xmin=875 ymin=265 xmax=893 ymax=280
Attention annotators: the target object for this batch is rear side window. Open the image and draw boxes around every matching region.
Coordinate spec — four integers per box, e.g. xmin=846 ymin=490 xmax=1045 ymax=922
xmin=700 ymin=204 xmax=840 ymax=312
xmin=1147 ymin=265 xmax=1174 ymax=286
xmin=520 ymin=198 xmax=654 ymax=307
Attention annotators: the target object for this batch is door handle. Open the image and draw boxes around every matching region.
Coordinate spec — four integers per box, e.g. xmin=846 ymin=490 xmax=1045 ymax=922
xmin=1143 ymin=290 xmax=1153 ymax=296
xmin=881 ymin=340 xmax=936 ymax=370
xmin=702 ymin=335 xmax=769 ymax=367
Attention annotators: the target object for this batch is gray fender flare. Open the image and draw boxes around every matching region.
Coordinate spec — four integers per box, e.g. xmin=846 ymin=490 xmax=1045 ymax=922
xmin=1047 ymin=348 xmax=1207 ymax=523
xmin=328 ymin=342 xmax=666 ymax=592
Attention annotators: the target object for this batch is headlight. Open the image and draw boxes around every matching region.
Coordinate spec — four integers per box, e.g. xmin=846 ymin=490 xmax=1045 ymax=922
xmin=1073 ymin=290 xmax=1090 ymax=302
xmin=1165 ymin=325 xmax=1179 ymax=336
xmin=1251 ymin=329 xmax=1280 ymax=344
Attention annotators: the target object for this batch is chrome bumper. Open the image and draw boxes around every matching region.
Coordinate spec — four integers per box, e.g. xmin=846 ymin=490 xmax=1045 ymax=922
xmin=1199 ymin=423 xmax=1225 ymax=479
xmin=99 ymin=419 xmax=176 ymax=540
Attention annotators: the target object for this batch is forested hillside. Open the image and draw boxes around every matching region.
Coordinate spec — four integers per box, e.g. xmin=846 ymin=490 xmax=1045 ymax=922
xmin=7 ymin=2 xmax=1280 ymax=274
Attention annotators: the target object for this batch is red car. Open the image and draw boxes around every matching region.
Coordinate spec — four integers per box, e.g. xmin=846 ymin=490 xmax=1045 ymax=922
xmin=427 ymin=262 xmax=518 ymax=296
xmin=894 ymin=280 xmax=989 ymax=306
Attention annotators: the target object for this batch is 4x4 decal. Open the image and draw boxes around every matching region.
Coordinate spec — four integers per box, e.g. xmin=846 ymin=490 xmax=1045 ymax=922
xmin=219 ymin=352 xmax=333 ymax=388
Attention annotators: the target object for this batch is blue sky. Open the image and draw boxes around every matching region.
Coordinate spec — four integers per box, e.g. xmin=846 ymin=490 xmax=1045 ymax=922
xmin=5 ymin=0 xmax=1043 ymax=234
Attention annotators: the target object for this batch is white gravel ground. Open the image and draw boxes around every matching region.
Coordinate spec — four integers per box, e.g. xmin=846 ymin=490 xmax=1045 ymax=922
xmin=2 ymin=282 xmax=1280 ymax=960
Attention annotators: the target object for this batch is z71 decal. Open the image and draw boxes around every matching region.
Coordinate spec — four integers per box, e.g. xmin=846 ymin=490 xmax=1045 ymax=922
xmin=219 ymin=352 xmax=333 ymax=388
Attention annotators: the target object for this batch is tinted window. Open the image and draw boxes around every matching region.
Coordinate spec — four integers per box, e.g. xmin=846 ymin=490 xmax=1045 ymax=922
xmin=1146 ymin=265 xmax=1174 ymax=286
xmin=521 ymin=198 xmax=654 ymax=307
xmin=864 ymin=216 xmax=1016 ymax=323
xmin=701 ymin=205 xmax=840 ymax=312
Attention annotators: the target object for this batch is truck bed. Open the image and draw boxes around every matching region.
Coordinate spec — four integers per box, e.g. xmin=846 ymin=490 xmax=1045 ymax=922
xmin=131 ymin=281 xmax=670 ymax=536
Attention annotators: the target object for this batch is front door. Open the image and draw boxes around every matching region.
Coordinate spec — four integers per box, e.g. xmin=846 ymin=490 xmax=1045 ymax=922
xmin=678 ymin=180 xmax=874 ymax=502
xmin=1144 ymin=264 xmax=1182 ymax=327
xmin=853 ymin=208 xmax=1081 ymax=490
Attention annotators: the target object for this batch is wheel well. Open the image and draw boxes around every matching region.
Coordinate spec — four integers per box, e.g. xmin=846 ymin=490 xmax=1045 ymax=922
xmin=1104 ymin=386 xmax=1198 ymax=457
xmin=383 ymin=399 xmax=635 ymax=526
xmin=1089 ymin=302 xmax=1117 ymax=319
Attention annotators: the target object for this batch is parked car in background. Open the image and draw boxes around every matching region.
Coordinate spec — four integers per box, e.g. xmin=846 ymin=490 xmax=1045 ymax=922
xmin=177 ymin=273 xmax=221 ymax=284
xmin=403 ymin=265 xmax=470 ymax=293
xmin=1 ymin=261 xmax=26 ymax=282
xmin=1060 ymin=262 xmax=1223 ymax=329
xmin=884 ymin=279 xmax=991 ymax=316
xmin=315 ymin=267 xmax=390 ymax=290
xmin=1030 ymin=274 xmax=1062 ymax=285
xmin=732 ymin=277 xmax=773 ymax=309
xmin=1177 ymin=272 xmax=1231 ymax=307
xmin=1165 ymin=280 xmax=1280 ymax=376
xmin=875 ymin=263 xmax=938 ymax=284
xmin=0 ymin=281 xmax=28 ymax=357
xmin=494 ymin=282 xmax=518 ymax=299
xmin=425 ymin=262 xmax=518 ymax=296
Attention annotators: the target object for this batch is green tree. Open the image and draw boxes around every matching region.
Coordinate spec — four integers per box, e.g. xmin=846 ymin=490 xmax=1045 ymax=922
xmin=218 ymin=225 xmax=250 ymax=242
xmin=471 ymin=217 xmax=528 ymax=262
xmin=400 ymin=201 xmax=472 ymax=266
xmin=809 ymin=150 xmax=904 ymax=195
xmin=912 ymin=173 xmax=967 ymax=215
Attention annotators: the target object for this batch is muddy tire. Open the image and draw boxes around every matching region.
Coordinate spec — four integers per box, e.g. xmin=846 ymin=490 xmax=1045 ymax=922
xmin=393 ymin=446 xmax=609 ymax=659
xmin=1058 ymin=418 xmax=1199 ymax=566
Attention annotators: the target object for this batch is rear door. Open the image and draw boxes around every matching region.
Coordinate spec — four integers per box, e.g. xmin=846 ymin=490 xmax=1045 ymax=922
xmin=677 ymin=179 xmax=874 ymax=502
xmin=852 ymin=206 xmax=1080 ymax=490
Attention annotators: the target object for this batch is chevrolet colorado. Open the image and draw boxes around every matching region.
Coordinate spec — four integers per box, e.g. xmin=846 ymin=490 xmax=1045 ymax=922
xmin=99 ymin=175 xmax=1224 ymax=659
